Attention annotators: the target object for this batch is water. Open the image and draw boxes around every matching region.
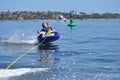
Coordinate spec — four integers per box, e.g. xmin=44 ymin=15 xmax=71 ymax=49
xmin=0 ymin=20 xmax=120 ymax=80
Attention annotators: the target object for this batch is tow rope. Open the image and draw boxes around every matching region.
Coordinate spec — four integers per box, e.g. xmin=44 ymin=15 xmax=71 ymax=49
xmin=0 ymin=36 xmax=48 ymax=76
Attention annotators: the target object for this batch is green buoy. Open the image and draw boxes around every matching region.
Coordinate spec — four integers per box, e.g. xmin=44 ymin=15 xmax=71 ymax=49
xmin=68 ymin=18 xmax=76 ymax=27
xmin=68 ymin=11 xmax=76 ymax=28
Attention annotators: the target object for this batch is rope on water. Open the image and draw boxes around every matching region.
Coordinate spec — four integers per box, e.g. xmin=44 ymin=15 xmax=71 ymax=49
xmin=0 ymin=36 xmax=48 ymax=76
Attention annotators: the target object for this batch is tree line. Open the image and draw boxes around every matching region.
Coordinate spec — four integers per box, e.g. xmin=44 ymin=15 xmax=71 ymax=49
xmin=0 ymin=11 xmax=120 ymax=20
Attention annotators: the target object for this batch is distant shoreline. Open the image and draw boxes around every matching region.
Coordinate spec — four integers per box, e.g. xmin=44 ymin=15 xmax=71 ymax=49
xmin=0 ymin=11 xmax=120 ymax=20
xmin=0 ymin=19 xmax=120 ymax=22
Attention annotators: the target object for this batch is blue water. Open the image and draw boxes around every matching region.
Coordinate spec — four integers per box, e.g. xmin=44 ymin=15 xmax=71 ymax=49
xmin=0 ymin=20 xmax=120 ymax=80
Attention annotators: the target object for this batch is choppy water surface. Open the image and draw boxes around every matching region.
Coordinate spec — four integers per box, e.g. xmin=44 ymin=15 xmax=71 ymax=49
xmin=0 ymin=20 xmax=120 ymax=80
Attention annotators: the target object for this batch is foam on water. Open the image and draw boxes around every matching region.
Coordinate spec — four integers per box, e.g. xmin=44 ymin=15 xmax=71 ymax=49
xmin=0 ymin=68 xmax=49 ymax=78
xmin=1 ymin=39 xmax=37 ymax=44
xmin=0 ymin=33 xmax=38 ymax=44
